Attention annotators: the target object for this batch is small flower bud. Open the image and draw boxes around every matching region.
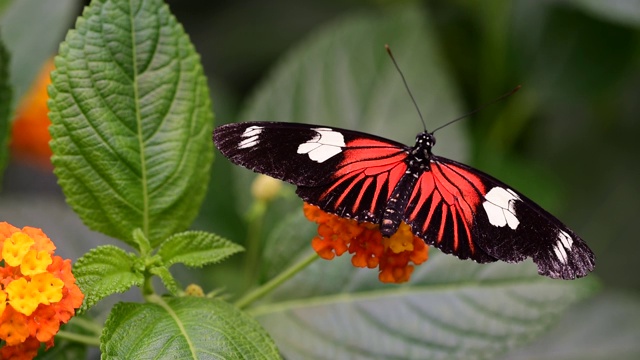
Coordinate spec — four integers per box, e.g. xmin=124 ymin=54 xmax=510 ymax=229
xmin=251 ymin=174 xmax=282 ymax=202
xmin=185 ymin=284 xmax=204 ymax=297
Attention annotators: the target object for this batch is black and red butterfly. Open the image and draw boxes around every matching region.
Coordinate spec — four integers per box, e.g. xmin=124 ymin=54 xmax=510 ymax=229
xmin=213 ymin=121 xmax=595 ymax=280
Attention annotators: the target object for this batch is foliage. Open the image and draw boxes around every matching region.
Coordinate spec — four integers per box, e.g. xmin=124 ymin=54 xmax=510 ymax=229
xmin=0 ymin=0 xmax=639 ymax=359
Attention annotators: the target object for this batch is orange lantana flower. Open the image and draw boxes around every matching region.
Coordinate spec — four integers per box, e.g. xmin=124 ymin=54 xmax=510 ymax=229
xmin=303 ymin=203 xmax=428 ymax=283
xmin=0 ymin=222 xmax=84 ymax=359
xmin=10 ymin=59 xmax=55 ymax=168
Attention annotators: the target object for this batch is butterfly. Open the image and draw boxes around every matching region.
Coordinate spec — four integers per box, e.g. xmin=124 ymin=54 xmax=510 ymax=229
xmin=213 ymin=121 xmax=595 ymax=280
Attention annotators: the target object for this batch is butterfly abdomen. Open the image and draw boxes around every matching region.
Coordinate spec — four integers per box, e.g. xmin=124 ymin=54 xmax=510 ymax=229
xmin=380 ymin=168 xmax=421 ymax=237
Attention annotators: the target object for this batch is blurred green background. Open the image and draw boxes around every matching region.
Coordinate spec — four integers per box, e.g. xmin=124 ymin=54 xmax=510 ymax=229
xmin=0 ymin=0 xmax=639 ymax=357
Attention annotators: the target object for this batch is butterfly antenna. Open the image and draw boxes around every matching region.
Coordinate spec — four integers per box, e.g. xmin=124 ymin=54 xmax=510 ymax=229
xmin=431 ymin=85 xmax=522 ymax=134
xmin=386 ymin=44 xmax=427 ymax=132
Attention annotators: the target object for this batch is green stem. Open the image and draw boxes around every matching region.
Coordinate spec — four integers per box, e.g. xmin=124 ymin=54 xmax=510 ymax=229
xmin=244 ymin=201 xmax=267 ymax=289
xmin=69 ymin=317 xmax=103 ymax=335
xmin=142 ymin=273 xmax=155 ymax=296
xmin=235 ymin=252 xmax=319 ymax=310
xmin=56 ymin=330 xmax=101 ymax=347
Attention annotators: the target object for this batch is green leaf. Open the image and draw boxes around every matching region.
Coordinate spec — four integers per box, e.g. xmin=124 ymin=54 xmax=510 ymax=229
xmin=73 ymin=245 xmax=144 ymax=313
xmin=149 ymin=265 xmax=180 ymax=296
xmin=0 ymin=0 xmax=78 ymax=106
xmin=48 ymin=0 xmax=214 ymax=247
xmin=501 ymin=292 xmax=640 ymax=359
xmin=132 ymin=228 xmax=151 ymax=255
xmin=101 ymin=297 xmax=280 ymax=359
xmin=0 ymin=34 xmax=11 ymax=189
xmin=157 ymin=230 xmax=244 ymax=268
xmin=252 ymin=251 xmax=598 ymax=359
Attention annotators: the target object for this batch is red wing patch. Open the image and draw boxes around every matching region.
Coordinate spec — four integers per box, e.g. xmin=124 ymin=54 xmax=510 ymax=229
xmin=404 ymin=160 xmax=489 ymax=261
xmin=318 ymin=138 xmax=408 ymax=219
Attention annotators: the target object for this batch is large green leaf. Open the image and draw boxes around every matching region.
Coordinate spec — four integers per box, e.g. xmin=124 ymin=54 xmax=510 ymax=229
xmin=501 ymin=292 xmax=640 ymax=360
xmin=252 ymin=250 xmax=598 ymax=359
xmin=101 ymin=297 xmax=280 ymax=359
xmin=48 ymin=0 xmax=213 ymax=247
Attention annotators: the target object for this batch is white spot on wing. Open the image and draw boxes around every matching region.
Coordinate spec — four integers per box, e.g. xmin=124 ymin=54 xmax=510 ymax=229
xmin=554 ymin=242 xmax=568 ymax=264
xmin=297 ymin=128 xmax=345 ymax=163
xmin=482 ymin=187 xmax=520 ymax=229
xmin=554 ymin=230 xmax=573 ymax=264
xmin=558 ymin=229 xmax=573 ymax=249
xmin=238 ymin=126 xmax=263 ymax=149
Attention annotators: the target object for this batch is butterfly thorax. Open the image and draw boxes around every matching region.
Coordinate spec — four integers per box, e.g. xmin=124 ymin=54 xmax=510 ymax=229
xmin=379 ymin=132 xmax=436 ymax=237
xmin=406 ymin=131 xmax=435 ymax=170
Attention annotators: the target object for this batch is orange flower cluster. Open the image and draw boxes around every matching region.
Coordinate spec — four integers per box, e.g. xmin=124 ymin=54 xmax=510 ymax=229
xmin=0 ymin=222 xmax=83 ymax=359
xmin=10 ymin=59 xmax=55 ymax=168
xmin=303 ymin=203 xmax=428 ymax=283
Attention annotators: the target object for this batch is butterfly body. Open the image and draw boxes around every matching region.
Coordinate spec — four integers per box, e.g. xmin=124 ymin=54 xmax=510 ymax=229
xmin=378 ymin=132 xmax=433 ymax=236
xmin=214 ymin=121 xmax=595 ymax=280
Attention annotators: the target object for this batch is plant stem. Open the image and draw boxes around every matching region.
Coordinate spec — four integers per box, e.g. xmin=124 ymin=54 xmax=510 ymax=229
xmin=142 ymin=273 xmax=155 ymax=296
xmin=69 ymin=316 xmax=103 ymax=335
xmin=56 ymin=330 xmax=101 ymax=347
xmin=235 ymin=252 xmax=319 ymax=310
xmin=243 ymin=201 xmax=266 ymax=289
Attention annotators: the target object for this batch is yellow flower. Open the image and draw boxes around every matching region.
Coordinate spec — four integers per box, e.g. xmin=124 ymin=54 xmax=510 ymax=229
xmin=0 ymin=222 xmax=84 ymax=358
xmin=30 ymin=272 xmax=64 ymax=305
xmin=20 ymin=249 xmax=53 ymax=276
xmin=2 ymin=232 xmax=35 ymax=266
xmin=5 ymin=277 xmax=43 ymax=316
xmin=303 ymin=203 xmax=429 ymax=283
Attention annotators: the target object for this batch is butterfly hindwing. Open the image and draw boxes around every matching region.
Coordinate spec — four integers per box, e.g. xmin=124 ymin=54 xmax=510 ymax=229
xmin=432 ymin=157 xmax=595 ymax=279
xmin=402 ymin=159 xmax=497 ymax=263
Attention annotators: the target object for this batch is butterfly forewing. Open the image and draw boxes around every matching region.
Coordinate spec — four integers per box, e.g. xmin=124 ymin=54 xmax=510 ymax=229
xmin=298 ymin=136 xmax=411 ymax=223
xmin=215 ymin=122 xmax=347 ymax=186
xmin=214 ymin=122 xmax=410 ymax=222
